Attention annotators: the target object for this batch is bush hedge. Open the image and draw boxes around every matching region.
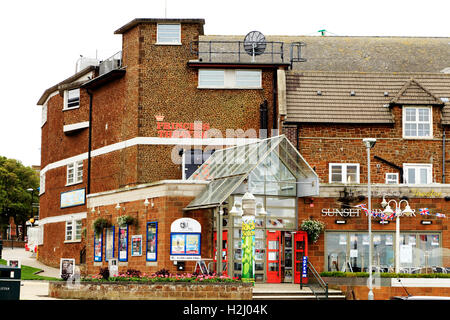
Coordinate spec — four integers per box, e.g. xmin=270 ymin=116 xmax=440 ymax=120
xmin=320 ymin=271 xmax=450 ymax=278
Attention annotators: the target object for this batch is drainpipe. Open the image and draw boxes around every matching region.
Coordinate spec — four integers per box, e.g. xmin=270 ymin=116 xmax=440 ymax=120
xmin=272 ymin=69 xmax=278 ymax=134
xmin=443 ymin=131 xmax=446 ymax=184
xmin=87 ymin=89 xmax=93 ymax=195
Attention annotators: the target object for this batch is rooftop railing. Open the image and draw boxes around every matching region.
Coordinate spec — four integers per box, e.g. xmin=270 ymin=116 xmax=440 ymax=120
xmin=190 ymin=40 xmax=306 ymax=67
xmin=99 ymin=51 xmax=122 ymax=76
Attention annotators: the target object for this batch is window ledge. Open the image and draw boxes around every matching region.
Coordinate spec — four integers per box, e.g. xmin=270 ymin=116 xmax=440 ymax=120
xmin=197 ymin=86 xmax=262 ymax=90
xmin=64 ymin=239 xmax=82 ymax=244
xmin=65 ymin=181 xmax=83 ymax=187
xmin=402 ymin=136 xmax=434 ymax=140
xmin=62 ymin=106 xmax=80 ymax=112
xmin=155 ymin=42 xmax=182 ymax=46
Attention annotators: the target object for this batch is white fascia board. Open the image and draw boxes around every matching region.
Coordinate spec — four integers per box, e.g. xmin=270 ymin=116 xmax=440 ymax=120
xmin=63 ymin=121 xmax=90 ymax=133
xmin=39 ymin=212 xmax=87 ymax=225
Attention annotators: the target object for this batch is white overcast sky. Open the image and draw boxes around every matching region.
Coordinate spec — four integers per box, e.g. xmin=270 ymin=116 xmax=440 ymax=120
xmin=0 ymin=0 xmax=449 ymax=167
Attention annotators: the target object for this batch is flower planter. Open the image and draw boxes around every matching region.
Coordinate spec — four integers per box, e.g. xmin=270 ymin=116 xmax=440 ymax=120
xmin=48 ymin=281 xmax=253 ymax=300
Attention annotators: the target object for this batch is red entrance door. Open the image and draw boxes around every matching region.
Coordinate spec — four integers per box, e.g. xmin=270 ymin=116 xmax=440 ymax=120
xmin=213 ymin=231 xmax=228 ymax=275
xmin=294 ymin=231 xmax=308 ymax=284
xmin=266 ymin=230 xmax=282 ymax=283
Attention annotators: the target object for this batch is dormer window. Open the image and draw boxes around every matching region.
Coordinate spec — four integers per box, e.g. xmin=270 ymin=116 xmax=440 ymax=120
xmin=64 ymin=88 xmax=80 ymax=110
xmin=403 ymin=107 xmax=432 ymax=138
xmin=157 ymin=24 xmax=181 ymax=45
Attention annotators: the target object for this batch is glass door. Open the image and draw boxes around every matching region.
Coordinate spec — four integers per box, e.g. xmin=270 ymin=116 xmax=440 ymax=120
xmin=266 ymin=230 xmax=281 ymax=283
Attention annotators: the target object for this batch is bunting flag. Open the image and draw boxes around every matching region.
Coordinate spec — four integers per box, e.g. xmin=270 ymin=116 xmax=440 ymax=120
xmin=354 ymin=204 xmax=447 ymax=219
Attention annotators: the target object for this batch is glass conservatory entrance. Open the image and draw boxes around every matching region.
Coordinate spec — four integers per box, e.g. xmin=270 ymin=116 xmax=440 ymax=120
xmin=184 ymin=135 xmax=319 ymax=283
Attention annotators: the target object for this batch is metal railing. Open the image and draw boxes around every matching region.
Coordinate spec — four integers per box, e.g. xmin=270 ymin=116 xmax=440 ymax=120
xmin=190 ymin=40 xmax=285 ymax=63
xmin=190 ymin=40 xmax=306 ymax=68
xmin=99 ymin=51 xmax=122 ymax=76
xmin=301 ymin=260 xmax=329 ymax=300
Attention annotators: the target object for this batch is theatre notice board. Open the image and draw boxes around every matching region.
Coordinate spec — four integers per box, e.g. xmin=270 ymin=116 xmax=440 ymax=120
xmin=170 ymin=218 xmax=201 ymax=261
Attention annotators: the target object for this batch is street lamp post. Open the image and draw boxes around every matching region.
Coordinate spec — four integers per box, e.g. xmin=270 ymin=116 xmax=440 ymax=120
xmin=381 ymin=196 xmax=413 ymax=274
xmin=363 ymin=138 xmax=376 ymax=300
xmin=26 ymin=188 xmax=35 ymax=242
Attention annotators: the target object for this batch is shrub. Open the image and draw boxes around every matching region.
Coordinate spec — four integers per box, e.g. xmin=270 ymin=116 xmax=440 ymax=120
xmin=93 ymin=218 xmax=111 ymax=236
xmin=300 ymin=219 xmax=325 ymax=243
xmin=117 ymin=215 xmax=136 ymax=227
xmin=99 ymin=267 xmax=110 ymax=280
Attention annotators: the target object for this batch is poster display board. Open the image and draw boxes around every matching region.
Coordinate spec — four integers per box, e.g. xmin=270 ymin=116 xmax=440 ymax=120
xmin=94 ymin=232 xmax=102 ymax=262
xmin=105 ymin=227 xmax=115 ymax=261
xmin=169 ymin=218 xmax=201 ymax=261
xmin=118 ymin=226 xmax=128 ymax=262
xmin=146 ymin=222 xmax=158 ymax=261
xmin=131 ymin=235 xmax=142 ymax=256
xmin=60 ymin=188 xmax=85 ymax=208
xmin=60 ymin=258 xmax=75 ymax=279
xmin=241 ymin=214 xmax=255 ymax=283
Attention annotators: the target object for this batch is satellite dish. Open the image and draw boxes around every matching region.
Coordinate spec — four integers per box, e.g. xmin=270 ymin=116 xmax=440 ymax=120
xmin=243 ymin=31 xmax=266 ymax=62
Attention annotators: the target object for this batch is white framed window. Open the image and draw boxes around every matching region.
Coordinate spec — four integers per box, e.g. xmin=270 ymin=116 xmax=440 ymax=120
xmin=198 ymin=70 xmax=225 ymax=87
xmin=39 ymin=173 xmax=45 ymax=195
xmin=156 ymin=24 xmax=181 ymax=44
xmin=235 ymin=70 xmax=262 ymax=88
xmin=67 ymin=161 xmax=83 ymax=185
xmin=65 ymin=219 xmax=82 ymax=242
xmin=329 ymin=163 xmax=360 ymax=183
xmin=41 ymin=104 xmax=48 ymax=127
xmin=385 ymin=173 xmax=399 ymax=184
xmin=64 ymin=88 xmax=80 ymax=110
xmin=198 ymin=69 xmax=262 ymax=89
xmin=403 ymin=107 xmax=432 ymax=138
xmin=403 ymin=164 xmax=432 ymax=184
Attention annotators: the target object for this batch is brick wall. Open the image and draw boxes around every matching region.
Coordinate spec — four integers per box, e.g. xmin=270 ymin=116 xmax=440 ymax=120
xmin=86 ymin=191 xmax=211 ymax=276
xmin=298 ymin=195 xmax=450 ymax=273
xmin=49 ymin=281 xmax=253 ymax=300
xmin=293 ymin=105 xmax=449 ymax=184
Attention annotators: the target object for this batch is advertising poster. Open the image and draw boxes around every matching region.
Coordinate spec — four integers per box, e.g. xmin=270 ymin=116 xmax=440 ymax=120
xmin=400 ymin=245 xmax=413 ymax=263
xmin=185 ymin=234 xmax=200 ymax=255
xmin=118 ymin=227 xmax=128 ymax=261
xmin=241 ymin=214 xmax=255 ymax=283
xmin=431 ymin=235 xmax=439 ymax=246
xmin=131 ymin=235 xmax=142 ymax=256
xmin=60 ymin=258 xmax=75 ymax=279
xmin=94 ymin=233 xmax=102 ymax=262
xmin=171 ymin=234 xmax=186 ymax=254
xmin=385 ymin=235 xmax=393 ymax=246
xmin=105 ymin=227 xmax=114 ymax=261
xmin=146 ymin=222 xmax=157 ymax=261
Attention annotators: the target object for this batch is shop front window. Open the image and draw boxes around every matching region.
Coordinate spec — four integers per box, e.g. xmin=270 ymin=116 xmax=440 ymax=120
xmin=326 ymin=233 xmax=347 ymax=271
xmin=349 ymin=234 xmax=370 ymax=272
xmin=326 ymin=232 xmax=443 ymax=273
xmin=372 ymin=234 xmax=395 ymax=272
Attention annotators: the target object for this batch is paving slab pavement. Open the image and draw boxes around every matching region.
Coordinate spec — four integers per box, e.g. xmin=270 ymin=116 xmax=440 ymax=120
xmin=1 ymin=248 xmax=67 ymax=300
xmin=1 ymin=247 xmax=60 ymax=278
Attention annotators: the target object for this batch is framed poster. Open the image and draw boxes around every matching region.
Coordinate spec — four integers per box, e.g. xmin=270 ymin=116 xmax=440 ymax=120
xmin=171 ymin=234 xmax=186 ymax=254
xmin=60 ymin=258 xmax=75 ymax=279
xmin=7 ymin=259 xmax=21 ymax=268
xmin=118 ymin=226 xmax=128 ymax=262
xmin=146 ymin=222 xmax=158 ymax=261
xmin=186 ymin=234 xmax=201 ymax=255
xmin=94 ymin=232 xmax=103 ymax=262
xmin=105 ymin=227 xmax=115 ymax=261
xmin=60 ymin=188 xmax=85 ymax=208
xmin=131 ymin=235 xmax=142 ymax=257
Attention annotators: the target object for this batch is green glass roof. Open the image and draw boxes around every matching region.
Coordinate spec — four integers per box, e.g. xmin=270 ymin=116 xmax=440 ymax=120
xmin=185 ymin=135 xmax=319 ymax=210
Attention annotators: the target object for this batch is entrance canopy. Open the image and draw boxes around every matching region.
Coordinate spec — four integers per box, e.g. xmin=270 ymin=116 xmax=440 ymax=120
xmin=184 ymin=135 xmax=319 ymax=210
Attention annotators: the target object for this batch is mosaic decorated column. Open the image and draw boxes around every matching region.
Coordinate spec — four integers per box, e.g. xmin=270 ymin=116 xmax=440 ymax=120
xmin=241 ymin=192 xmax=256 ymax=284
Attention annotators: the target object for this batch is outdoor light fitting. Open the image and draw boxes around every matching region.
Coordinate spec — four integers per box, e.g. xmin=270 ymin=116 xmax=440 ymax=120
xmin=363 ymin=138 xmax=377 ymax=149
xmin=144 ymin=198 xmax=149 ymax=207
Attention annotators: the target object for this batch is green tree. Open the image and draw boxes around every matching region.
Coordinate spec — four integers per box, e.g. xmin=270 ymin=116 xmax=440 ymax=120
xmin=0 ymin=156 xmax=39 ymax=240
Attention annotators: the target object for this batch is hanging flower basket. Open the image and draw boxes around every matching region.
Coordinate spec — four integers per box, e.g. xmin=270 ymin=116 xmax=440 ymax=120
xmin=117 ymin=215 xmax=136 ymax=228
xmin=300 ymin=219 xmax=325 ymax=243
xmin=93 ymin=218 xmax=111 ymax=236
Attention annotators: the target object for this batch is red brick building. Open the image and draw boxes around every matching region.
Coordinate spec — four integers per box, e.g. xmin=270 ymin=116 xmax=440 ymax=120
xmin=36 ymin=17 xmax=450 ymax=283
